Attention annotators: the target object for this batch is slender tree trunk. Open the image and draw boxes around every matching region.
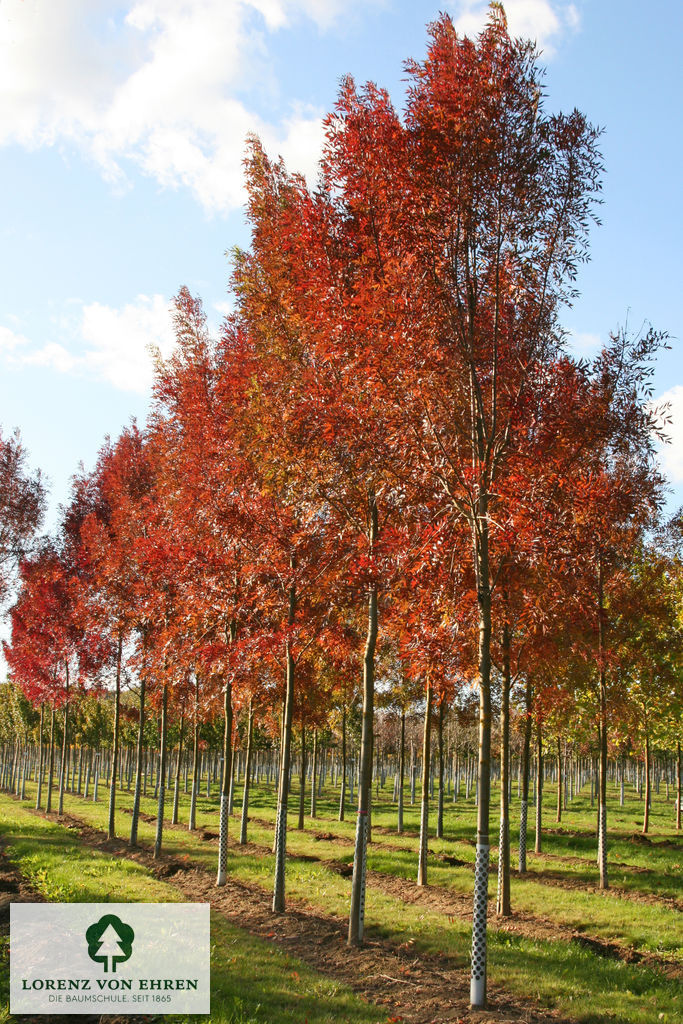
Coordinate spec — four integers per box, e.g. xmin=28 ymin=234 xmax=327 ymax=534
xmin=58 ymin=665 xmax=69 ymax=816
xmin=22 ymin=744 xmax=28 ymax=800
xmin=436 ymin=697 xmax=445 ymax=840
xmin=273 ymin=570 xmax=296 ymax=912
xmin=417 ymin=677 xmax=433 ymax=885
xmin=620 ymin=754 xmax=625 ymax=807
xmin=239 ymin=699 xmax=254 ymax=845
xmin=36 ymin=702 xmax=45 ymax=811
xmin=216 ymin=637 xmax=234 ymax=887
xmin=556 ymin=735 xmax=562 ymax=824
xmin=297 ymin=723 xmax=307 ymax=830
xmin=172 ymin=713 xmax=184 ymax=825
xmin=189 ymin=674 xmax=200 ymax=831
xmin=339 ymin=705 xmax=347 ymax=822
xmin=154 ymin=683 xmax=168 ymax=858
xmin=272 ymin=707 xmax=284 ymax=854
xmin=643 ymin=732 xmax=651 ymax=835
xmin=310 ymin=729 xmax=318 ymax=819
xmin=410 ymin=741 xmax=416 ymax=805
xmin=597 ymin=556 xmax=608 ymax=890
xmin=129 ymin=673 xmax=146 ymax=848
xmin=397 ymin=706 xmax=405 ymax=835
xmin=93 ymin=751 xmax=100 ymax=801
xmin=227 ymin=735 xmax=236 ymax=814
xmin=367 ymin=733 xmax=374 ymax=845
xmin=676 ymin=741 xmax=681 ymax=832
xmin=348 ymin=493 xmax=378 ymax=947
xmin=496 ymin=622 xmax=511 ymax=917
xmin=534 ymin=718 xmax=543 ymax=854
xmin=518 ymin=678 xmax=532 ymax=872
xmin=108 ymin=633 xmax=123 ymax=840
xmin=470 ymin=512 xmax=492 ymax=1010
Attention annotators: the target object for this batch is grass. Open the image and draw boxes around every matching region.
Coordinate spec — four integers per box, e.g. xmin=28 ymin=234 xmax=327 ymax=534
xmin=1 ymin=768 xmax=681 ymax=1024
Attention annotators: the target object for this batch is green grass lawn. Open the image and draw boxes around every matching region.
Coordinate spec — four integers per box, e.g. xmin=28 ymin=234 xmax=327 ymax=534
xmin=1 ymin=769 xmax=681 ymax=1024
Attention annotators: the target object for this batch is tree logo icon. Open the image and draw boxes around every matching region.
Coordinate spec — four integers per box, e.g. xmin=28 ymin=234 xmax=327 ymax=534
xmin=85 ymin=914 xmax=135 ymax=973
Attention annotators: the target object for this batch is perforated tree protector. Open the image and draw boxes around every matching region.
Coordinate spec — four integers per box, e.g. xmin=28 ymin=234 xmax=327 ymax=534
xmin=216 ymin=793 xmax=229 ymax=886
xmin=470 ymin=842 xmax=489 ymax=1007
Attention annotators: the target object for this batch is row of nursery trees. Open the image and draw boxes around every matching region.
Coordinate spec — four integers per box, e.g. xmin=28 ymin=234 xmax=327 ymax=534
xmin=2 ymin=9 xmax=682 ymax=1009
xmin=1 ymin=676 xmax=679 ymax=846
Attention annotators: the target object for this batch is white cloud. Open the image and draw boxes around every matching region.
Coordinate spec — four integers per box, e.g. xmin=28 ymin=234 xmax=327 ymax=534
xmin=23 ymin=342 xmax=79 ymax=375
xmin=213 ymin=300 xmax=234 ymax=317
xmin=566 ymin=330 xmax=602 ymax=358
xmin=1 ymin=295 xmax=175 ymax=394
xmin=653 ymin=385 xmax=683 ymax=485
xmin=450 ymin=0 xmax=580 ymax=55
xmin=0 ymin=325 xmax=30 ymax=353
xmin=80 ymin=294 xmax=176 ymax=392
xmin=0 ymin=0 xmax=371 ymax=213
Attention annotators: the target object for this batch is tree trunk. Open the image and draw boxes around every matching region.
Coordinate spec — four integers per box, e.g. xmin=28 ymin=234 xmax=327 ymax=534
xmin=597 ymin=556 xmax=608 ymax=890
xmin=36 ymin=703 xmax=45 ymax=811
xmin=107 ymin=633 xmax=123 ymax=840
xmin=410 ymin=741 xmax=416 ymax=805
xmin=534 ymin=718 xmax=543 ymax=854
xmin=154 ymin=683 xmax=168 ymax=859
xmin=436 ymin=697 xmax=445 ymax=840
xmin=470 ymin=511 xmax=492 ymax=1010
xmin=397 ymin=706 xmax=405 ymax=835
xmin=129 ymin=673 xmax=146 ymax=848
xmin=189 ymin=674 xmax=200 ymax=831
xmin=677 ymin=741 xmax=681 ymax=832
xmin=496 ymin=622 xmax=511 ymax=917
xmin=227 ymin=735 xmax=236 ymax=814
xmin=273 ymin=572 xmax=296 ymax=912
xmin=216 ymin=635 xmax=234 ymax=887
xmin=240 ymin=699 xmax=254 ymax=845
xmin=620 ymin=754 xmax=625 ymax=807
xmin=310 ymin=729 xmax=318 ymax=819
xmin=297 ymin=723 xmax=307 ymax=830
xmin=172 ymin=713 xmax=184 ymax=825
xmin=642 ymin=732 xmax=651 ymax=835
xmin=417 ymin=678 xmax=433 ymax=885
xmin=348 ymin=493 xmax=378 ymax=947
xmin=518 ymin=678 xmax=532 ymax=873
xmin=339 ymin=705 xmax=347 ymax=822
xmin=58 ymin=665 xmax=70 ymax=816
xmin=556 ymin=735 xmax=562 ymax=824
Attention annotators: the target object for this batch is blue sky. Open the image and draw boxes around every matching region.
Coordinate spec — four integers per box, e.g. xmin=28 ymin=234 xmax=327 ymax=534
xmin=1 ymin=0 xmax=682 ymax=529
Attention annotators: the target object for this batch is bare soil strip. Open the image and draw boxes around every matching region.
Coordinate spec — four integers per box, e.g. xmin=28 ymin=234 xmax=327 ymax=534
xmin=363 ymin=869 xmax=682 ymax=983
xmin=517 ymin=865 xmax=683 ymax=912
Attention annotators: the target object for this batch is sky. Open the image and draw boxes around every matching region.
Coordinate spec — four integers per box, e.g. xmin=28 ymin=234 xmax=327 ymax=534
xmin=1 ymin=0 xmax=682 ymax=532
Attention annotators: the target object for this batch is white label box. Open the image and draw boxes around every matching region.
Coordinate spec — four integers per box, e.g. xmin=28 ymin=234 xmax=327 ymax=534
xmin=11 ymin=902 xmax=210 ymax=1015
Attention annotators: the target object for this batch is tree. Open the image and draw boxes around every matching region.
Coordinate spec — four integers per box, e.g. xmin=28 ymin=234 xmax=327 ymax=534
xmin=305 ymin=7 xmax=601 ymax=1001
xmin=4 ymin=540 xmax=99 ymax=814
xmin=0 ymin=428 xmax=45 ymax=606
